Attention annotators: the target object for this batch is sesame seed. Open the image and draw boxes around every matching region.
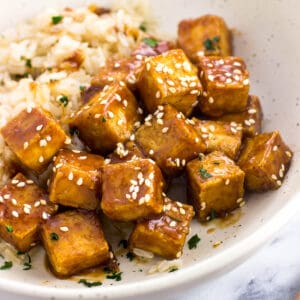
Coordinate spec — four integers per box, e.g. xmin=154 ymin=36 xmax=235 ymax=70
xmin=23 ymin=141 xmax=29 ymax=150
xmin=12 ymin=210 xmax=19 ymax=218
xmin=243 ymin=79 xmax=249 ymax=85
xmin=34 ymin=201 xmax=40 ymax=208
xmin=36 ymin=124 xmax=43 ymax=131
xmin=155 ymin=91 xmax=161 ymax=99
xmin=162 ymin=127 xmax=169 ymax=133
xmin=3 ymin=194 xmax=10 ymax=199
xmin=190 ymin=89 xmax=199 ymax=95
xmin=281 ymin=164 xmax=285 ymax=171
xmin=233 ymin=61 xmax=242 ymax=67
xmin=78 ymin=156 xmax=87 ymax=160
xmin=239 ymin=201 xmax=246 ymax=208
xmin=200 ymin=202 xmax=206 ymax=211
xmin=94 ymin=113 xmax=101 ymax=119
xmin=176 ymin=251 xmax=181 ymax=258
xmin=231 ymin=127 xmax=237 ymax=134
xmin=208 ymin=75 xmax=214 ymax=81
xmin=42 ymin=212 xmax=50 ymax=220
xmin=0 ymin=196 xmax=3 ymax=203
xmin=244 ymin=120 xmax=251 ymax=126
xmin=145 ymin=179 xmax=151 ymax=187
xmin=225 ymin=179 xmax=230 ymax=185
xmin=11 ymin=179 xmax=19 ymax=185
xmin=202 ymin=134 xmax=209 ymax=139
xmin=169 ymin=221 xmax=177 ymax=227
xmin=24 ymin=206 xmax=30 ymax=214
xmin=60 ymin=226 xmax=69 ymax=232
xmin=138 ymin=197 xmax=145 ymax=205
xmin=208 ymin=97 xmax=214 ymax=104
xmin=175 ymin=63 xmax=182 ymax=69
xmin=130 ymin=179 xmax=138 ymax=185
xmin=117 ymin=119 xmax=124 ymax=126
xmin=107 ymin=111 xmax=114 ymax=118
xmin=183 ymin=62 xmax=191 ymax=72
xmin=201 ymin=127 xmax=208 ymax=133
xmin=64 ymin=137 xmax=72 ymax=145
xmin=125 ymin=194 xmax=131 ymax=199
xmin=76 ymin=178 xmax=83 ymax=186
xmin=149 ymin=172 xmax=154 ymax=180
xmin=285 ymin=151 xmax=292 ymax=157
xmin=149 ymin=149 xmax=154 ymax=155
xmin=17 ymin=182 xmax=25 ymax=188
xmin=27 ymin=106 xmax=32 ymax=113
xmin=115 ymin=93 xmax=121 ymax=102
xmin=68 ymin=172 xmax=74 ymax=181
xmin=119 ymin=80 xmax=126 ymax=87
xmin=279 ymin=169 xmax=284 ymax=178
xmin=157 ymin=119 xmax=164 ymax=125
xmin=146 ymin=62 xmax=151 ymax=71
xmin=226 ymin=78 xmax=232 ymax=84
xmin=39 ymin=139 xmax=47 ymax=147
xmin=213 ymin=241 xmax=222 ymax=247
xmin=123 ymin=99 xmax=128 ymax=107
xmin=192 ymin=100 xmax=198 ymax=107
xmin=169 ymin=87 xmax=176 ymax=94
xmin=248 ymin=109 xmax=257 ymax=114
xmin=136 ymin=54 xmax=143 ymax=60
xmin=72 ymin=150 xmax=81 ymax=153
xmin=273 ymin=145 xmax=278 ymax=151
xmin=138 ymin=107 xmax=143 ymax=114
xmin=157 ymin=77 xmax=163 ymax=84
xmin=11 ymin=198 xmax=17 ymax=205
xmin=276 ymin=180 xmax=282 ymax=186
xmin=236 ymin=198 xmax=243 ymax=204
xmin=271 ymin=174 xmax=277 ymax=180
xmin=195 ymin=137 xmax=200 ymax=143
xmin=127 ymin=74 xmax=137 ymax=84
xmin=167 ymin=79 xmax=175 ymax=86
xmin=104 ymin=159 xmax=111 ymax=165
xmin=130 ymin=134 xmax=135 ymax=141
xmin=40 ymin=199 xmax=47 ymax=205
xmin=179 ymin=207 xmax=186 ymax=215
xmin=182 ymin=159 xmax=186 ymax=166
xmin=56 ymin=163 xmax=63 ymax=169
xmin=132 ymin=192 xmax=137 ymax=200
xmin=249 ymin=118 xmax=256 ymax=124
xmin=234 ymin=75 xmax=240 ymax=81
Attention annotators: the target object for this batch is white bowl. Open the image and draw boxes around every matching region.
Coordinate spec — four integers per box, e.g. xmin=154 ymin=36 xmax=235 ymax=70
xmin=0 ymin=0 xmax=299 ymax=299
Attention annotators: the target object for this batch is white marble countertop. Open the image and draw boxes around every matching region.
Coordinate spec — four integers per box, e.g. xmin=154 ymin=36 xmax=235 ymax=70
xmin=1 ymin=212 xmax=299 ymax=300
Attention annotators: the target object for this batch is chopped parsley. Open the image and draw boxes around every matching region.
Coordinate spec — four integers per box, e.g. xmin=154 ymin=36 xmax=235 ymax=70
xmin=0 ymin=261 xmax=13 ymax=270
xmin=21 ymin=56 xmax=31 ymax=68
xmin=50 ymin=232 xmax=59 ymax=241
xmin=203 ymin=36 xmax=220 ymax=51
xmin=199 ymin=167 xmax=213 ymax=179
xmin=188 ymin=234 xmax=201 ymax=250
xmin=169 ymin=268 xmax=178 ymax=273
xmin=58 ymin=95 xmax=69 ymax=107
xmin=23 ymin=254 xmax=32 ymax=271
xmin=142 ymin=37 xmax=158 ymax=48
xmin=106 ymin=271 xmax=122 ymax=281
xmin=79 ymin=85 xmax=86 ymax=92
xmin=126 ymin=252 xmax=134 ymax=261
xmin=17 ymin=251 xmax=25 ymax=255
xmin=52 ymin=16 xmax=64 ymax=25
xmin=5 ymin=225 xmax=13 ymax=233
xmin=213 ymin=161 xmax=220 ymax=165
xmin=102 ymin=117 xmax=106 ymax=123
xmin=78 ymin=279 xmax=102 ymax=288
xmin=139 ymin=22 xmax=147 ymax=32
xmin=210 ymin=209 xmax=216 ymax=221
xmin=118 ymin=239 xmax=128 ymax=249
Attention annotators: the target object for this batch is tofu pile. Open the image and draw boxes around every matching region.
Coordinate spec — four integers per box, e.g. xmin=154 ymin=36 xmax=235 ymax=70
xmin=0 ymin=14 xmax=293 ymax=278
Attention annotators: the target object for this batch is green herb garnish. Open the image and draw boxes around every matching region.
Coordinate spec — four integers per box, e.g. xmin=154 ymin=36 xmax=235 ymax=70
xmin=203 ymin=36 xmax=220 ymax=51
xmin=106 ymin=271 xmax=122 ymax=281
xmin=118 ymin=239 xmax=128 ymax=249
xmin=139 ymin=23 xmax=147 ymax=32
xmin=52 ymin=16 xmax=64 ymax=25
xmin=0 ymin=261 xmax=13 ymax=270
xmin=213 ymin=161 xmax=220 ymax=165
xmin=188 ymin=234 xmax=201 ymax=250
xmin=79 ymin=85 xmax=86 ymax=92
xmin=126 ymin=252 xmax=134 ymax=261
xmin=50 ymin=232 xmax=59 ymax=241
xmin=169 ymin=268 xmax=178 ymax=273
xmin=210 ymin=209 xmax=216 ymax=221
xmin=78 ymin=278 xmax=102 ymax=288
xmin=58 ymin=95 xmax=69 ymax=107
xmin=5 ymin=225 xmax=13 ymax=233
xmin=142 ymin=37 xmax=158 ymax=48
xmin=17 ymin=251 xmax=25 ymax=255
xmin=25 ymin=59 xmax=32 ymax=68
xmin=23 ymin=254 xmax=32 ymax=271
xmin=199 ymin=167 xmax=213 ymax=179
xmin=102 ymin=117 xmax=106 ymax=123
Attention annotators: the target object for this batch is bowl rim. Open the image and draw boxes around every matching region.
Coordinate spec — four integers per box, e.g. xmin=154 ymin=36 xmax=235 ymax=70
xmin=0 ymin=188 xmax=299 ymax=299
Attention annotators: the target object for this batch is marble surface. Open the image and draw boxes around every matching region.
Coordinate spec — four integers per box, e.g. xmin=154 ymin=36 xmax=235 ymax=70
xmin=1 ymin=211 xmax=299 ymax=300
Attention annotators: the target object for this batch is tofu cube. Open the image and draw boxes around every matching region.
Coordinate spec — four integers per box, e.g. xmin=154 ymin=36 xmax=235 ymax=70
xmin=1 ymin=107 xmax=68 ymax=172
xmin=178 ymin=15 xmax=232 ymax=62
xmin=108 ymin=141 xmax=145 ymax=164
xmin=41 ymin=210 xmax=110 ymax=277
xmin=101 ymin=159 xmax=164 ymax=222
xmin=198 ymin=56 xmax=250 ymax=117
xmin=129 ymin=197 xmax=194 ymax=259
xmin=135 ymin=105 xmax=206 ymax=177
xmin=237 ymin=131 xmax=293 ymax=192
xmin=0 ymin=173 xmax=57 ymax=252
xmin=91 ymin=57 xmax=145 ymax=91
xmin=192 ymin=118 xmax=243 ymax=160
xmin=217 ymin=95 xmax=263 ymax=137
xmin=137 ymin=49 xmax=202 ymax=116
xmin=186 ymin=151 xmax=245 ymax=222
xmin=71 ymin=83 xmax=141 ymax=154
xmin=49 ymin=149 xmax=104 ymax=210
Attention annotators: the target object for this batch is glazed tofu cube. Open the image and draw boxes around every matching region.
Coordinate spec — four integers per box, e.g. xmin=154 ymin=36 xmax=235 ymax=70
xmin=186 ymin=151 xmax=245 ymax=222
xmin=217 ymin=95 xmax=263 ymax=137
xmin=135 ymin=105 xmax=206 ymax=177
xmin=0 ymin=173 xmax=57 ymax=252
xmin=1 ymin=107 xmax=68 ymax=173
xmin=192 ymin=118 xmax=243 ymax=160
xmin=198 ymin=56 xmax=249 ymax=117
xmin=129 ymin=197 xmax=194 ymax=259
xmin=41 ymin=210 xmax=110 ymax=277
xmin=71 ymin=83 xmax=141 ymax=154
xmin=237 ymin=131 xmax=293 ymax=192
xmin=137 ymin=49 xmax=202 ymax=116
xmin=108 ymin=141 xmax=145 ymax=164
xmin=91 ymin=57 xmax=145 ymax=91
xmin=101 ymin=159 xmax=164 ymax=222
xmin=49 ymin=149 xmax=104 ymax=210
xmin=178 ymin=15 xmax=232 ymax=62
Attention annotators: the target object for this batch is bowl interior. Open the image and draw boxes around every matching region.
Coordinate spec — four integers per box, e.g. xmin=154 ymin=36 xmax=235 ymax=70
xmin=0 ymin=0 xmax=299 ymax=299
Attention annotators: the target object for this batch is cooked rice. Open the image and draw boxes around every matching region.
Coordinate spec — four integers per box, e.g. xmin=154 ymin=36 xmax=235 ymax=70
xmin=0 ymin=1 xmax=152 ymax=186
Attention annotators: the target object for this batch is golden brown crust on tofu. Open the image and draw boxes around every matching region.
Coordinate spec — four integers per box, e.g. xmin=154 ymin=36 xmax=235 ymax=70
xmin=108 ymin=141 xmax=145 ymax=164
xmin=49 ymin=149 xmax=104 ymax=210
xmin=217 ymin=95 xmax=263 ymax=137
xmin=186 ymin=151 xmax=245 ymax=222
xmin=192 ymin=118 xmax=243 ymax=160
xmin=91 ymin=57 xmax=145 ymax=91
xmin=129 ymin=197 xmax=194 ymax=259
xmin=41 ymin=210 xmax=110 ymax=277
xmin=178 ymin=15 xmax=232 ymax=62
xmin=198 ymin=56 xmax=249 ymax=117
xmin=1 ymin=107 xmax=67 ymax=173
xmin=135 ymin=105 xmax=206 ymax=177
xmin=71 ymin=82 xmax=141 ymax=154
xmin=137 ymin=49 xmax=202 ymax=116
xmin=101 ymin=159 xmax=164 ymax=222
xmin=237 ymin=131 xmax=293 ymax=192
xmin=0 ymin=173 xmax=57 ymax=252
